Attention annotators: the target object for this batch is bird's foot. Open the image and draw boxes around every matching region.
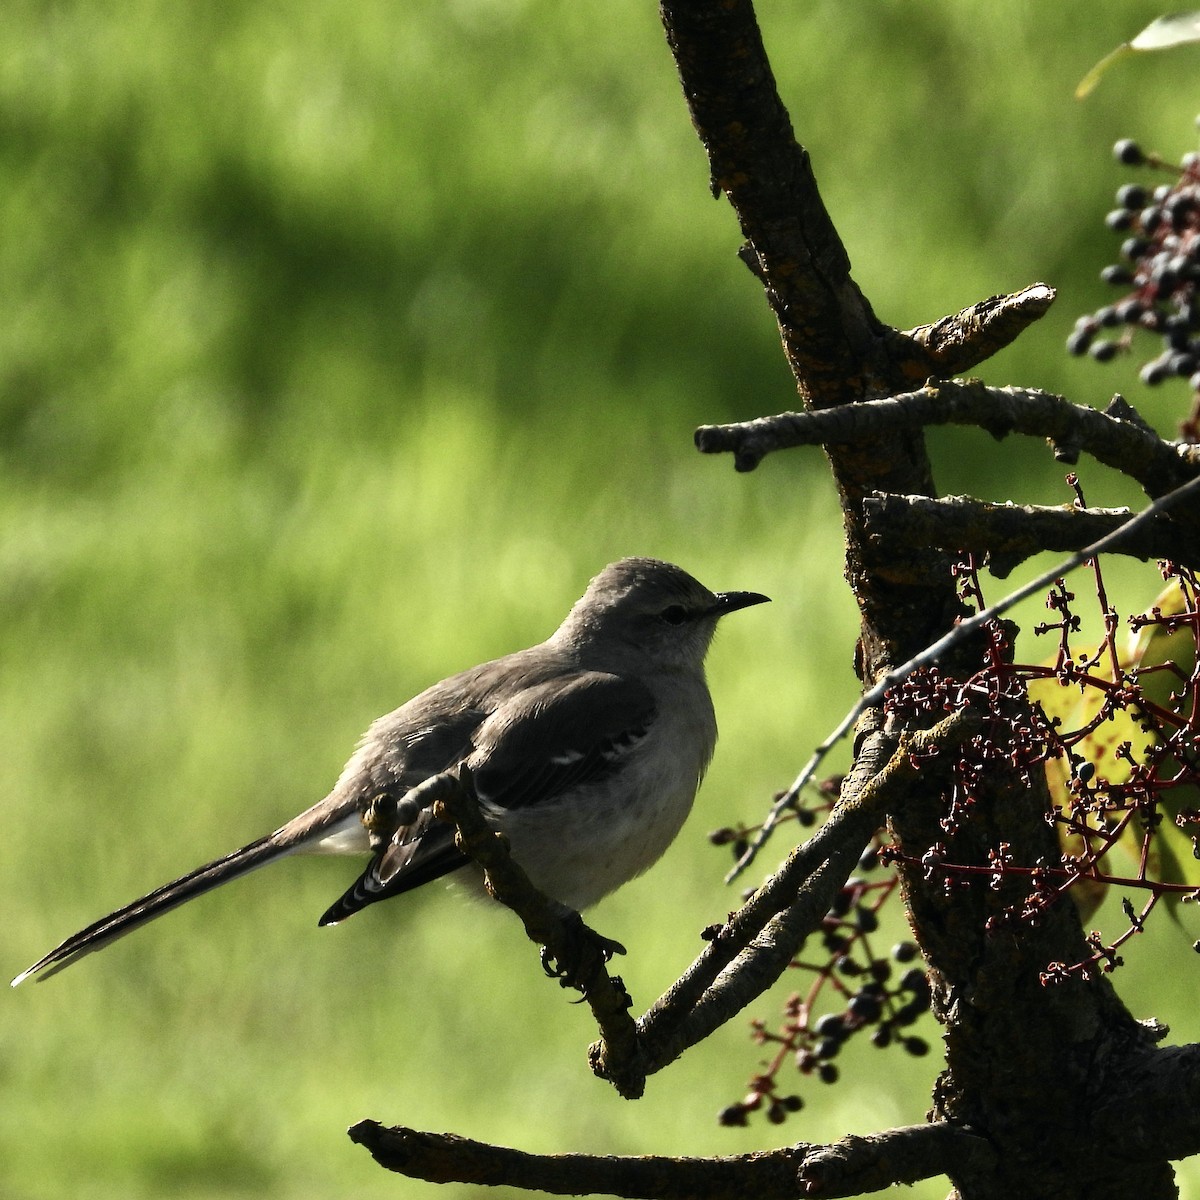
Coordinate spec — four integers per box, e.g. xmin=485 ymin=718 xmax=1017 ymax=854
xmin=540 ymin=909 xmax=627 ymax=993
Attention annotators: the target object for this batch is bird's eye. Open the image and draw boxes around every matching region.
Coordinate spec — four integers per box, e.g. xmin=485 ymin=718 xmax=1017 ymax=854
xmin=659 ymin=604 xmax=689 ymax=625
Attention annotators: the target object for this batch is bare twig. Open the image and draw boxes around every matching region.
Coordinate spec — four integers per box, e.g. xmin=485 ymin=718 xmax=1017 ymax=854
xmin=695 ymin=380 xmax=1200 ymax=496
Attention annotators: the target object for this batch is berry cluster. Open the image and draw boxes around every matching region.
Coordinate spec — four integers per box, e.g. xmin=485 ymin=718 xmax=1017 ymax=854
xmin=883 ymin=549 xmax=1200 ymax=983
xmin=711 ymin=843 xmax=932 ymax=1128
xmin=1069 ymin=135 xmax=1200 ymax=437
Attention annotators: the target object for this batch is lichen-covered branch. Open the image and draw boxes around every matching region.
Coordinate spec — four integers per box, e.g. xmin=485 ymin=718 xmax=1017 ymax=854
xmin=894 ymin=284 xmax=1057 ymax=383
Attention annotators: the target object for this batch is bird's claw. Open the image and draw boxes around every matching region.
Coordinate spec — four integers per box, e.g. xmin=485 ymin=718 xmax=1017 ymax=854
xmin=540 ymin=911 xmax=626 ymax=992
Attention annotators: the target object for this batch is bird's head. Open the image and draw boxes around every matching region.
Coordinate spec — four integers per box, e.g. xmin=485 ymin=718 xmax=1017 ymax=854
xmin=553 ymin=557 xmax=769 ymax=669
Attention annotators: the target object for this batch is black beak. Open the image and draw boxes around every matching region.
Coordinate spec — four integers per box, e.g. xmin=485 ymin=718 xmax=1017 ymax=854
xmin=711 ymin=590 xmax=771 ymax=616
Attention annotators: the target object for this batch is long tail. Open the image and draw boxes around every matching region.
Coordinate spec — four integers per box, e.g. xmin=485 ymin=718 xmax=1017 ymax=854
xmin=11 ymin=836 xmax=295 ymax=986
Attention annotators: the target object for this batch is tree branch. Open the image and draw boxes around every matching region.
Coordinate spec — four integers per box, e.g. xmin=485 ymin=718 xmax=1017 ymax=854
xmin=1092 ymin=1041 xmax=1200 ymax=1164
xmin=696 ymin=381 xmax=1200 ymax=501
xmin=422 ymin=770 xmax=643 ymax=1094
xmin=347 ymin=1118 xmax=996 ymax=1199
xmin=893 ymin=284 xmax=1057 ymax=382
xmin=862 ymin=493 xmax=1200 ymax=577
xmin=595 ymin=709 xmax=979 ymax=1091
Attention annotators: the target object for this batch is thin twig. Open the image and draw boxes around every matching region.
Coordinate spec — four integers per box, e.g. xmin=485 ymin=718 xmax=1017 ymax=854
xmin=727 ymin=471 xmax=1200 ymax=881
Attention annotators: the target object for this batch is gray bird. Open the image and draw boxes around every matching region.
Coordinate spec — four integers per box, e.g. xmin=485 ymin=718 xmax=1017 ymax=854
xmin=12 ymin=557 xmax=768 ymax=986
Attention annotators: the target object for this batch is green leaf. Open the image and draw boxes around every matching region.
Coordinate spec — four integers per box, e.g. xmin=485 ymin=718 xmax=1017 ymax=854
xmin=1076 ymin=12 xmax=1200 ymax=98
xmin=1130 ymin=12 xmax=1200 ymax=50
xmin=1031 ymin=580 xmax=1200 ymax=912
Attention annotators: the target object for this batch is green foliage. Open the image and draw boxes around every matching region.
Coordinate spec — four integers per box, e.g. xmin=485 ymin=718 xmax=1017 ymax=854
xmin=4 ymin=2 xmax=1200 ymax=1199
xmin=1078 ymin=12 xmax=1200 ymax=98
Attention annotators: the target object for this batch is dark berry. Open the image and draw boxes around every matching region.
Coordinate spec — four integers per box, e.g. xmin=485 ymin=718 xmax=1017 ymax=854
xmin=871 ymin=1027 xmax=893 ymax=1048
xmin=1120 ymin=236 xmax=1149 ymax=261
xmin=854 ymin=905 xmax=879 ymax=934
xmin=1116 ymin=183 xmax=1146 ymax=210
xmin=1140 ymin=357 xmax=1170 ymax=386
xmin=1067 ymin=329 xmax=1094 ymax=356
xmin=1114 ymin=139 xmax=1145 ymax=166
xmin=1166 ymin=194 xmax=1196 ymax=231
xmin=813 ymin=1013 xmax=845 ymax=1039
xmin=897 ymin=992 xmax=930 ymax=1020
xmin=1089 ymin=340 xmax=1118 ymax=363
xmin=903 ymin=1036 xmax=931 ymax=1057
xmin=1100 ymin=264 xmax=1133 ymax=287
xmin=818 ymin=1063 xmax=840 ymax=1084
xmin=1105 ymin=209 xmax=1134 ymax=232
xmin=1114 ymin=297 xmax=1144 ymax=322
xmin=892 ymin=941 xmax=918 ymax=963
xmin=848 ymin=992 xmax=883 ymax=1023
xmin=718 ymin=1104 xmax=749 ymax=1127
xmin=781 ymin=1094 xmax=804 ymax=1112
xmin=816 ymin=1037 xmax=841 ymax=1060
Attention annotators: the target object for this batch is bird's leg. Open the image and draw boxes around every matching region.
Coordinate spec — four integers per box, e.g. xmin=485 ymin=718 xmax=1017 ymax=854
xmin=540 ymin=905 xmax=628 ymax=992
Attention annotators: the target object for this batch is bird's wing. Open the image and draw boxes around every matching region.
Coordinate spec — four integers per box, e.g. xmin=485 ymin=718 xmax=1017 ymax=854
xmin=467 ymin=671 xmax=657 ymax=811
xmin=317 ymin=804 xmax=464 ymax=925
xmin=319 ymin=671 xmax=656 ymax=923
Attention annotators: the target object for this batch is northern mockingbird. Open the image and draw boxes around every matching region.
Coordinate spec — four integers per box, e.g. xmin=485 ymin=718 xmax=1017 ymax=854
xmin=12 ymin=557 xmax=768 ymax=986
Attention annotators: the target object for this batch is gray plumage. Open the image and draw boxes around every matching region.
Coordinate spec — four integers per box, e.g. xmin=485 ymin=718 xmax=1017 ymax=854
xmin=12 ymin=557 xmax=768 ymax=985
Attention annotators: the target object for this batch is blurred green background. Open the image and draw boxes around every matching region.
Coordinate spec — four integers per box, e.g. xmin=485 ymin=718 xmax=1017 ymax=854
xmin=5 ymin=1 xmax=1200 ymax=1197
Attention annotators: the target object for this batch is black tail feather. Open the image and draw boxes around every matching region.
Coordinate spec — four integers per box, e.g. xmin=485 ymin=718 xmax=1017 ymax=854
xmin=12 ymin=836 xmax=291 ymax=985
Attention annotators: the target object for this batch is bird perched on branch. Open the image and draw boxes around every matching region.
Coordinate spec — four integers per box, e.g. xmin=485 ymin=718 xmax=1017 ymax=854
xmin=13 ymin=557 xmax=768 ymax=986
